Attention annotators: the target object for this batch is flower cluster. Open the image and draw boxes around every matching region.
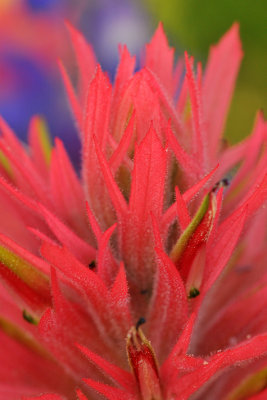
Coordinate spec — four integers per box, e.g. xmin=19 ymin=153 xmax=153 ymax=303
xmin=0 ymin=23 xmax=267 ymax=400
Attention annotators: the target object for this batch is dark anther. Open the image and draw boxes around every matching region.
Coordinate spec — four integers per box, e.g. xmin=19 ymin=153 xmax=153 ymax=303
xmin=188 ymin=288 xmax=200 ymax=299
xmin=140 ymin=289 xmax=149 ymax=295
xmin=235 ymin=265 xmax=251 ymax=274
xmin=221 ymin=178 xmax=230 ymax=186
xmin=23 ymin=310 xmax=37 ymax=325
xmin=221 ymin=138 xmax=229 ymax=149
xmin=136 ymin=317 xmax=146 ymax=330
xmin=212 ymin=178 xmax=230 ymax=193
xmin=88 ymin=260 xmax=96 ymax=269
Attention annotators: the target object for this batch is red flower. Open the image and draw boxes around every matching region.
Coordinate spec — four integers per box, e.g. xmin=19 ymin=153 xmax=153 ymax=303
xmin=0 ymin=22 xmax=267 ymax=400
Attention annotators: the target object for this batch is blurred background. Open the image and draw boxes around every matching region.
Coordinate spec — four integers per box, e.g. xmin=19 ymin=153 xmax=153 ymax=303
xmin=0 ymin=0 xmax=266 ymax=162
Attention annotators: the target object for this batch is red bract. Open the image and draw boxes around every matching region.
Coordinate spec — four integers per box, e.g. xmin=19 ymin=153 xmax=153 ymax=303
xmin=0 ymin=22 xmax=267 ymax=400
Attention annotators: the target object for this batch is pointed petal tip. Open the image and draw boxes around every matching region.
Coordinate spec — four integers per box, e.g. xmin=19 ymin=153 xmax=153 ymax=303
xmin=64 ymin=19 xmax=77 ymax=35
xmin=153 ymin=21 xmax=168 ymax=41
xmin=230 ymin=21 xmax=240 ymax=34
xmin=219 ymin=22 xmax=243 ymax=55
xmin=156 ymin=21 xmax=164 ymax=33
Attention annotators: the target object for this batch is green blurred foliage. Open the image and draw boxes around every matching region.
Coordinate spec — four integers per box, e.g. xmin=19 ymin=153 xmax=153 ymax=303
xmin=145 ymin=0 xmax=267 ymax=142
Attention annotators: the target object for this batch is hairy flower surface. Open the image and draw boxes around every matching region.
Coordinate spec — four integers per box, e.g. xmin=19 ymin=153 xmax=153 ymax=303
xmin=0 ymin=23 xmax=267 ymax=400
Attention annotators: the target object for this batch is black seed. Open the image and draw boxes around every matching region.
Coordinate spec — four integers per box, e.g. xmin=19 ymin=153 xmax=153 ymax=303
xmin=23 ymin=310 xmax=37 ymax=325
xmin=136 ymin=317 xmax=146 ymax=330
xmin=188 ymin=288 xmax=200 ymax=299
xmin=212 ymin=178 xmax=230 ymax=193
xmin=140 ymin=289 xmax=149 ymax=295
xmin=88 ymin=260 xmax=96 ymax=269
xmin=221 ymin=178 xmax=230 ymax=186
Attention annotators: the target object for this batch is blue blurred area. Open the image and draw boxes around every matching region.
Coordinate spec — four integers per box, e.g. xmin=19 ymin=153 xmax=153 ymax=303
xmin=0 ymin=53 xmax=54 ymax=137
xmin=0 ymin=52 xmax=80 ymax=166
xmin=79 ymin=0 xmax=151 ymax=78
xmin=0 ymin=0 xmax=151 ymax=166
xmin=27 ymin=0 xmax=61 ymax=12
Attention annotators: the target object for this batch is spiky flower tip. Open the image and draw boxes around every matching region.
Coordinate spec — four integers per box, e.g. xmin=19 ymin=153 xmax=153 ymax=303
xmin=0 ymin=22 xmax=267 ymax=400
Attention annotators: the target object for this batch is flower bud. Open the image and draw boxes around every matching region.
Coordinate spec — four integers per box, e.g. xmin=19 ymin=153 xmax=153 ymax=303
xmin=127 ymin=322 xmax=163 ymax=400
